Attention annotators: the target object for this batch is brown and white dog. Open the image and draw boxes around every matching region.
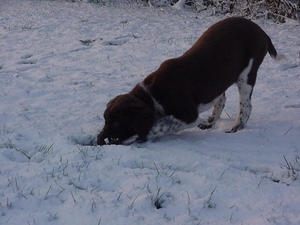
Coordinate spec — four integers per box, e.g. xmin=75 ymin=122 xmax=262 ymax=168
xmin=97 ymin=17 xmax=277 ymax=145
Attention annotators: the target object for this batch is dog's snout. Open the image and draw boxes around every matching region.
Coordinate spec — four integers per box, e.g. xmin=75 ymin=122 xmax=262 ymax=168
xmin=97 ymin=137 xmax=106 ymax=145
xmin=97 ymin=130 xmax=107 ymax=145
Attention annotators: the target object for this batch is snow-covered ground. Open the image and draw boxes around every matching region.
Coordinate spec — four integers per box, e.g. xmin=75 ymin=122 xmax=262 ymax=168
xmin=1 ymin=0 xmax=300 ymax=224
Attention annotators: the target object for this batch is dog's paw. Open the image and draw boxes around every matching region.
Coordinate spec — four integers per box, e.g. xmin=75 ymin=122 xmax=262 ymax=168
xmin=226 ymin=124 xmax=244 ymax=133
xmin=198 ymin=115 xmax=216 ymax=130
xmin=198 ymin=123 xmax=213 ymax=130
xmin=198 ymin=120 xmax=214 ymax=130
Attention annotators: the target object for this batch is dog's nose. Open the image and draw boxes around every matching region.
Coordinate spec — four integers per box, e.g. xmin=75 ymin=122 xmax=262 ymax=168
xmin=97 ymin=137 xmax=106 ymax=145
xmin=97 ymin=132 xmax=106 ymax=145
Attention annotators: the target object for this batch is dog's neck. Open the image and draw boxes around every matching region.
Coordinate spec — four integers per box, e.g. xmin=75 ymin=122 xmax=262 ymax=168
xmin=135 ymin=82 xmax=166 ymax=119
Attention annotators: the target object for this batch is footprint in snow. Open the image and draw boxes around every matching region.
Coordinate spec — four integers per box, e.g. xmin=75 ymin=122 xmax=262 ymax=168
xmin=17 ymin=60 xmax=37 ymax=65
xmin=284 ymin=103 xmax=300 ymax=109
xmin=105 ymin=39 xmax=129 ymax=46
xmin=104 ymin=34 xmax=137 ymax=46
xmin=79 ymin=39 xmax=96 ymax=46
xmin=21 ymin=53 xmax=33 ymax=59
xmin=278 ymin=62 xmax=300 ymax=71
xmin=17 ymin=54 xmax=37 ymax=65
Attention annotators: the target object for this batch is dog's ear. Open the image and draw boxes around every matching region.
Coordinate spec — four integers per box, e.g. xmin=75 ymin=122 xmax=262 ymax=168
xmin=126 ymin=99 xmax=155 ymax=141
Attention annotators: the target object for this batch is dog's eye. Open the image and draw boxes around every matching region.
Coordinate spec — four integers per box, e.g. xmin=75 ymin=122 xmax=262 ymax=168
xmin=112 ymin=122 xmax=120 ymax=129
xmin=103 ymin=112 xmax=108 ymax=120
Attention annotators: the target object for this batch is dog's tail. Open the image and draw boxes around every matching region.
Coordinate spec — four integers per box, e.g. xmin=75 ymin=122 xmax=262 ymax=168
xmin=267 ymin=36 xmax=277 ymax=60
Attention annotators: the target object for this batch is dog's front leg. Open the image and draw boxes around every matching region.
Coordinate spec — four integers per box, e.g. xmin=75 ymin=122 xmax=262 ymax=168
xmin=147 ymin=116 xmax=185 ymax=140
xmin=123 ymin=115 xmax=204 ymax=144
xmin=147 ymin=115 xmax=205 ymax=141
xmin=121 ymin=117 xmax=182 ymax=145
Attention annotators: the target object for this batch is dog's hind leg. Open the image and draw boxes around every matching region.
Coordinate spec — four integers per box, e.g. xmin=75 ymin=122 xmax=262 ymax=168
xmin=227 ymin=58 xmax=255 ymax=133
xmin=198 ymin=93 xmax=226 ymax=130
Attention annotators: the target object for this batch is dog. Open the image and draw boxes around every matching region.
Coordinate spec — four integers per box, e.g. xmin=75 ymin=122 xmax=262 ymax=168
xmin=97 ymin=17 xmax=277 ymax=145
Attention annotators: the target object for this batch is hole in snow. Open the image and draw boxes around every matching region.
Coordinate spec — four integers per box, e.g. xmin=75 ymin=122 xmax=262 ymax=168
xmin=154 ymin=199 xmax=164 ymax=209
xmin=70 ymin=135 xmax=96 ymax=146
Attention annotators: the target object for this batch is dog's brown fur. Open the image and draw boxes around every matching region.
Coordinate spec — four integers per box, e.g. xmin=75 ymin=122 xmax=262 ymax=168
xmin=97 ymin=17 xmax=277 ymax=145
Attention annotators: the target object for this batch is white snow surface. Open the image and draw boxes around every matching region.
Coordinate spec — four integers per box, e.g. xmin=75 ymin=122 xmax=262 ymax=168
xmin=1 ymin=0 xmax=300 ymax=224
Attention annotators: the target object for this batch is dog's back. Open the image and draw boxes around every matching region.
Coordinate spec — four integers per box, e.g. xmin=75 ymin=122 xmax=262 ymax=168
xmin=143 ymin=17 xmax=277 ymax=132
xmin=145 ymin=17 xmax=276 ymax=107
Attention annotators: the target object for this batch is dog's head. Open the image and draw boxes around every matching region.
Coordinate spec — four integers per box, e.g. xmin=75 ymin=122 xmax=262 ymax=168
xmin=97 ymin=94 xmax=155 ymax=145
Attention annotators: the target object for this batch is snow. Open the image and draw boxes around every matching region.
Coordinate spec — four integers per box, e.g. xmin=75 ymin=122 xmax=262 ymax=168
xmin=0 ymin=0 xmax=300 ymax=224
xmin=173 ymin=0 xmax=186 ymax=10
